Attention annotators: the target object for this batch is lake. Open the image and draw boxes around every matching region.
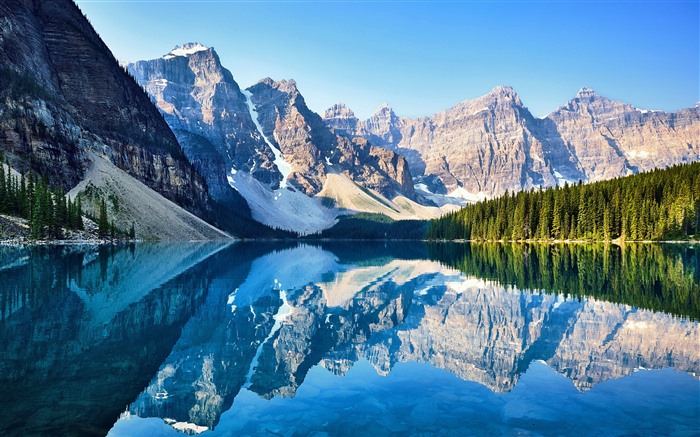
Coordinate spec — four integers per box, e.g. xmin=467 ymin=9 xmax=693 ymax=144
xmin=1 ymin=242 xmax=698 ymax=436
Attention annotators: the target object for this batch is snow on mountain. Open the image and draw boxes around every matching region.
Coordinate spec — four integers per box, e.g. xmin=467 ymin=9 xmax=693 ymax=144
xmin=163 ymin=42 xmax=209 ymax=59
xmin=241 ymin=89 xmax=293 ymax=186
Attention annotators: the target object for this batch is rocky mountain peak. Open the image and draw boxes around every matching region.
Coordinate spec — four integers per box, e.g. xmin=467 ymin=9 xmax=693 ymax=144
xmin=324 ymin=102 xmax=357 ymax=120
xmin=573 ymin=86 xmax=602 ymax=103
xmin=484 ymin=85 xmax=521 ymax=106
xmin=257 ymin=77 xmax=298 ymax=93
xmin=324 ymin=103 xmax=359 ymax=133
xmin=490 ymin=84 xmax=516 ymax=96
xmin=128 ymin=46 xmax=282 ymax=198
xmin=373 ymin=103 xmax=396 ymax=118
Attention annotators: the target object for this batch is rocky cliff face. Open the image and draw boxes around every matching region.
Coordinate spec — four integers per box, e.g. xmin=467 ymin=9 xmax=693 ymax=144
xmin=0 ymin=0 xmax=212 ymax=219
xmin=248 ymin=77 xmax=414 ymax=198
xmin=325 ymin=86 xmax=700 ymax=200
xmin=128 ymin=43 xmax=281 ymax=196
xmin=129 ymin=48 xmax=417 ymax=233
xmin=544 ymin=87 xmax=700 ymax=182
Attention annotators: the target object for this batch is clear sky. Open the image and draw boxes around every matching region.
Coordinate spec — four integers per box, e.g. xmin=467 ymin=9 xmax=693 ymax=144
xmin=75 ymin=0 xmax=699 ymax=120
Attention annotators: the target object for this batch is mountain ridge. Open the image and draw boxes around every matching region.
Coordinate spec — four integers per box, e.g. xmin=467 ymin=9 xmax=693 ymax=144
xmin=325 ymin=85 xmax=699 ymax=201
xmin=128 ymin=44 xmax=449 ymax=233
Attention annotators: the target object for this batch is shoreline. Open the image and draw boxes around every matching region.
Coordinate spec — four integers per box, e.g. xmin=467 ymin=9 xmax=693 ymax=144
xmin=1 ymin=237 xmax=697 ymax=246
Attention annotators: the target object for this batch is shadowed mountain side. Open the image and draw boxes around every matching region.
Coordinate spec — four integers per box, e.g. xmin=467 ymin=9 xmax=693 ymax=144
xmin=0 ymin=0 xmax=213 ymax=228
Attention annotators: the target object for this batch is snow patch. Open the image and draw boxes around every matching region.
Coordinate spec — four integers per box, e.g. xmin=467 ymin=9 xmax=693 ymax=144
xmin=472 ymin=107 xmax=490 ymax=116
xmin=244 ymin=289 xmax=294 ymax=388
xmin=552 ymin=169 xmax=577 ymax=186
xmin=164 ymin=43 xmax=209 ymax=58
xmin=446 ymin=277 xmax=487 ymax=294
xmin=164 ymin=418 xmax=208 ymax=434
xmin=627 ymin=150 xmax=650 ymax=159
xmin=625 ymin=320 xmax=650 ymax=330
xmin=635 ymin=107 xmax=660 ymax=114
xmin=414 ymin=183 xmax=467 ymax=207
xmin=241 ymin=89 xmax=292 ymax=186
xmin=448 ymin=187 xmax=489 ymax=203
xmin=415 ymin=183 xmax=429 ymax=192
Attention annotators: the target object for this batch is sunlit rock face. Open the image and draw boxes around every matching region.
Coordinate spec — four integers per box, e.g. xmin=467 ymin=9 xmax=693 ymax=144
xmin=121 ymin=245 xmax=698 ymax=433
xmin=325 ymin=87 xmax=700 ymax=199
xmin=129 ymin=49 xmax=415 ymax=202
xmin=544 ymin=87 xmax=700 ymax=182
xmin=128 ymin=44 xmax=281 ymax=197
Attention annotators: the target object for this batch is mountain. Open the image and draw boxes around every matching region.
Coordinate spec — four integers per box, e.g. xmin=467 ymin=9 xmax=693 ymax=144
xmin=324 ymin=86 xmax=700 ymax=203
xmin=0 ymin=0 xmax=229 ymax=239
xmin=129 ymin=45 xmax=449 ymax=234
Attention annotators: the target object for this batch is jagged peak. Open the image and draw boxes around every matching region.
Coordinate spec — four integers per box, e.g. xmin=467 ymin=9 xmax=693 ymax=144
xmin=324 ymin=102 xmax=356 ymax=119
xmin=481 ymin=85 xmax=521 ymax=105
xmin=576 ymin=86 xmax=598 ymax=98
xmin=490 ymin=85 xmax=516 ymax=95
xmin=255 ymin=77 xmax=298 ymax=92
xmin=256 ymin=77 xmax=275 ymax=86
xmin=163 ymin=42 xmax=210 ymax=59
xmin=468 ymin=85 xmax=522 ymax=107
xmin=372 ymin=103 xmax=395 ymax=117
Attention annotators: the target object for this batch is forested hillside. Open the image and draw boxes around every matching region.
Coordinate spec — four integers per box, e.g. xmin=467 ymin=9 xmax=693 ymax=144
xmin=0 ymin=155 xmax=85 ymax=239
xmin=427 ymin=163 xmax=700 ymax=241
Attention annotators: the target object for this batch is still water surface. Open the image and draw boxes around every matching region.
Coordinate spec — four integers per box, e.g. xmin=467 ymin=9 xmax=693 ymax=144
xmin=1 ymin=242 xmax=698 ymax=436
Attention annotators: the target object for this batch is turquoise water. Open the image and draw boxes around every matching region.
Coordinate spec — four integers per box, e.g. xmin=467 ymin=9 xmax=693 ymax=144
xmin=1 ymin=242 xmax=698 ymax=436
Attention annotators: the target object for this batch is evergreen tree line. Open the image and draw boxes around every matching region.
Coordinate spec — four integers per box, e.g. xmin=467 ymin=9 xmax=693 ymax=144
xmin=428 ymin=242 xmax=700 ymax=320
xmin=0 ymin=154 xmax=84 ymax=239
xmin=427 ymin=163 xmax=700 ymax=241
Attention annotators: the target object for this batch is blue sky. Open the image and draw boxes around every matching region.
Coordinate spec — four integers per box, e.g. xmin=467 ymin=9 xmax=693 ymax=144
xmin=76 ymin=0 xmax=699 ymax=119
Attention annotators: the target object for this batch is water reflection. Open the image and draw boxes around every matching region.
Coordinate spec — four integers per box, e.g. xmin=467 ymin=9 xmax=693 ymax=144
xmin=0 ymin=243 xmax=234 ymax=437
xmin=0 ymin=242 xmax=697 ymax=436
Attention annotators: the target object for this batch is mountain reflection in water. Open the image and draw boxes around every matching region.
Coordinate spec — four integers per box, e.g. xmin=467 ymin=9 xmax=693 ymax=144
xmin=0 ymin=242 xmax=697 ymax=436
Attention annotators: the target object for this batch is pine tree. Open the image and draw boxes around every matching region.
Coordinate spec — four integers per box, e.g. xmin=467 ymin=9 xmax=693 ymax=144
xmin=98 ymin=199 xmax=109 ymax=238
xmin=76 ymin=196 xmax=84 ymax=230
xmin=0 ymin=161 xmax=6 ymax=214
